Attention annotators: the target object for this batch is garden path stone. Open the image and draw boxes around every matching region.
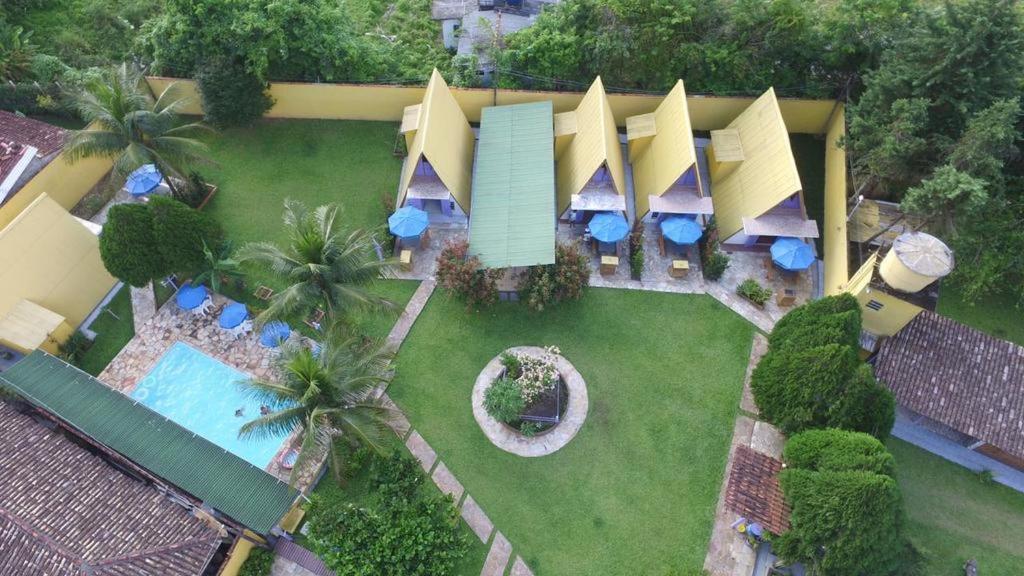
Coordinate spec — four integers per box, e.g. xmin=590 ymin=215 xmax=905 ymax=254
xmin=703 ymin=416 xmax=757 ymax=576
xmin=379 ymin=392 xmax=411 ymax=439
xmin=751 ymin=421 xmax=785 ymax=459
xmin=130 ymin=283 xmax=158 ymax=331
xmin=480 ymin=531 xmax=512 ymax=576
xmin=431 ymin=461 xmax=464 ymax=502
xmin=405 ymin=431 xmax=437 ymax=473
xmin=384 ymin=278 xmax=436 ymax=353
xmin=510 ymin=556 xmax=534 ymax=576
xmin=460 ymin=495 xmax=494 ymax=543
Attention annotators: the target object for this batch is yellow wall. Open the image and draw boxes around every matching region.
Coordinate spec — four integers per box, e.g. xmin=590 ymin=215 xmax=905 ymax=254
xmin=0 ymin=153 xmax=111 ymax=230
xmin=856 ymin=287 xmax=923 ymax=337
xmin=217 ymin=538 xmax=254 ymax=576
xmin=144 ymin=77 xmax=835 ymax=133
xmin=630 ymin=80 xmax=701 ymax=218
xmin=0 ymin=194 xmax=117 ymax=331
xmin=822 ymin=105 xmax=849 ymax=295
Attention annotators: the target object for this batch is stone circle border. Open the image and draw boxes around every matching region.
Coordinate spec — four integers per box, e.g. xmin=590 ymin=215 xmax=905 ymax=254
xmin=471 ymin=346 xmax=588 ymax=457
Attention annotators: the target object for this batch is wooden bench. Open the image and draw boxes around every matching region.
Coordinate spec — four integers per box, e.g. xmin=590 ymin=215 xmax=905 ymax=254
xmin=669 ymin=259 xmax=689 ymax=278
xmin=776 ymin=288 xmax=797 ymax=307
xmin=253 ymin=285 xmax=274 ymax=301
xmin=400 ymin=249 xmax=413 ymax=272
xmin=600 ymin=255 xmax=619 ymax=276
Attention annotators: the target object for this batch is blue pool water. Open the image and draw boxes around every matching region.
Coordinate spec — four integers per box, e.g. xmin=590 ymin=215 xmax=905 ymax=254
xmin=130 ymin=342 xmax=288 ymax=468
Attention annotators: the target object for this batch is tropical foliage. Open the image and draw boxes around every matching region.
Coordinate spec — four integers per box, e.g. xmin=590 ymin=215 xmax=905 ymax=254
xmin=520 ymin=242 xmax=590 ymax=311
xmin=777 ymin=429 xmax=920 ymax=575
xmin=434 ymin=239 xmax=501 ymax=309
xmin=237 ymin=323 xmax=394 ymax=485
xmin=306 ymin=450 xmax=468 ymax=576
xmin=63 ymin=64 xmax=212 ymax=197
xmin=237 ymin=199 xmax=392 ymax=326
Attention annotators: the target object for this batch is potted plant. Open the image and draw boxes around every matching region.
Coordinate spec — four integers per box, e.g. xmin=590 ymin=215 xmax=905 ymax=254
xmin=483 ymin=348 xmax=567 ymax=436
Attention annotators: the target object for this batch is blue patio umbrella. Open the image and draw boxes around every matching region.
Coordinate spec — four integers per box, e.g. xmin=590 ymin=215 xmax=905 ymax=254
xmin=388 ymin=205 xmax=429 ymax=238
xmin=125 ymin=164 xmax=163 ymax=196
xmin=259 ymin=321 xmax=291 ymax=348
xmin=589 ymin=212 xmax=630 ymax=243
xmin=175 ymin=283 xmax=207 ymax=310
xmin=218 ymin=302 xmax=248 ymax=329
xmin=771 ymin=236 xmax=815 ymax=271
xmin=660 ymin=215 xmax=703 ymax=245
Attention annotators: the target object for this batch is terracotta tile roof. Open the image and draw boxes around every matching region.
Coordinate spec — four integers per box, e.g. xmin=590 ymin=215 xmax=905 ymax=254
xmin=725 ymin=445 xmax=790 ymax=535
xmin=0 ymin=402 xmax=220 ymax=576
xmin=0 ymin=110 xmax=67 ymax=157
xmin=875 ymin=310 xmax=1024 ymax=460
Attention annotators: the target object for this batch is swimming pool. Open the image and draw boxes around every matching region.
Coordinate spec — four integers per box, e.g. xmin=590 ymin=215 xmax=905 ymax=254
xmin=130 ymin=342 xmax=289 ymax=469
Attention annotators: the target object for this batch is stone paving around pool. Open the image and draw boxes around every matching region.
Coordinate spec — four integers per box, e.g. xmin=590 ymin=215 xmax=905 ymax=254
xmin=99 ymin=291 xmax=320 ymax=489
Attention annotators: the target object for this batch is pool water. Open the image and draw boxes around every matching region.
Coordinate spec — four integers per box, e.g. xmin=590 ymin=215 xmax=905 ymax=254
xmin=130 ymin=342 xmax=289 ymax=469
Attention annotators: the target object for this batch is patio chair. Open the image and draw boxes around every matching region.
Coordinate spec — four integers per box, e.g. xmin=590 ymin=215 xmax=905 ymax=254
xmin=304 ymin=308 xmax=326 ymax=331
xmin=191 ymin=296 xmax=214 ymax=318
xmin=227 ymin=319 xmax=253 ymax=340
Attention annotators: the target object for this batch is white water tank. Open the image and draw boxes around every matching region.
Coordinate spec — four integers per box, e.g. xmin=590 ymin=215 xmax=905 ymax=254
xmin=879 ymin=231 xmax=954 ymax=293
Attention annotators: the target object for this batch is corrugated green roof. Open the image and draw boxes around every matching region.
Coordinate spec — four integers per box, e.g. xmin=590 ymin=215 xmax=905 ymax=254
xmin=469 ymin=101 xmax=556 ymax=269
xmin=0 ymin=351 xmax=298 ymax=535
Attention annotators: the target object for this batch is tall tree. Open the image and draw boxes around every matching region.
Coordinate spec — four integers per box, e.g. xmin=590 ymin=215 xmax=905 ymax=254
xmin=237 ymin=324 xmax=394 ymax=486
xmin=237 ymin=199 xmax=392 ymax=325
xmin=63 ymin=64 xmax=212 ymax=197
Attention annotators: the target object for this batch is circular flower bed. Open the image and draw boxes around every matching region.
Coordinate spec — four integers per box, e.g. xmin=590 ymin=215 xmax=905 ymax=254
xmin=471 ymin=346 xmax=588 ymax=457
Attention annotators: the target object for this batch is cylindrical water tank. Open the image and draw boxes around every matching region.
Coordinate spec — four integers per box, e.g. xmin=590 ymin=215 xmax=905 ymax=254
xmin=879 ymin=231 xmax=954 ymax=293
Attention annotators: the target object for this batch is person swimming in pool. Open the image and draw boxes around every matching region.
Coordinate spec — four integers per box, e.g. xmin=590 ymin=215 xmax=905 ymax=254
xmin=260 ymin=405 xmax=270 ymax=416
xmin=235 ymin=408 xmax=245 ymax=417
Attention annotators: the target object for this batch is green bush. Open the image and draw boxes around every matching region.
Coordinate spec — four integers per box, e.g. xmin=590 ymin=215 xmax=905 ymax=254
xmin=737 ymin=278 xmax=772 ymax=305
xmin=499 ymin=351 xmax=522 ymax=379
xmin=520 ymin=241 xmax=590 ymax=311
xmin=195 ymin=56 xmax=274 ymax=128
xmin=700 ymin=242 xmax=730 ymax=281
xmin=782 ymin=428 xmax=895 ymax=477
xmin=769 ymin=294 xmax=862 ymax=352
xmin=99 ymin=203 xmax=167 ymax=287
xmin=149 ymin=196 xmax=223 ymax=276
xmin=238 ymin=548 xmax=275 ymax=576
xmin=435 ymin=240 xmax=500 ymax=309
xmin=307 ymin=452 xmax=468 ymax=576
xmin=751 ymin=343 xmax=893 ymax=438
xmin=777 ymin=429 xmax=921 ymax=576
xmin=483 ymin=377 xmax=525 ymax=423
xmin=58 ymin=331 xmax=92 ymax=365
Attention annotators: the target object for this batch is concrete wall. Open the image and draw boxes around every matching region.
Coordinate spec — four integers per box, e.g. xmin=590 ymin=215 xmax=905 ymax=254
xmin=145 ymin=77 xmax=838 ymax=134
xmin=0 ymin=194 xmax=117 ymax=331
xmin=0 ymin=153 xmax=111 ymax=230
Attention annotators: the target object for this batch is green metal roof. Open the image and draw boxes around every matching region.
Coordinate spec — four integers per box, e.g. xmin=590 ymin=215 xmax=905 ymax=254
xmin=469 ymin=101 xmax=556 ymax=269
xmin=0 ymin=351 xmax=298 ymax=535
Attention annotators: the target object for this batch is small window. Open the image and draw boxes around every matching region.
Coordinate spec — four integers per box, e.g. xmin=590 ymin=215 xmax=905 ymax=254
xmin=866 ymin=299 xmax=884 ymax=311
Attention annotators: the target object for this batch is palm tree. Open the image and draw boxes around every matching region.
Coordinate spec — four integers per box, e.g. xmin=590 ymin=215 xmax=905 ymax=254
xmin=63 ymin=64 xmax=212 ymax=198
xmin=237 ymin=199 xmax=393 ymax=325
xmin=237 ymin=323 xmax=394 ymax=485
xmin=0 ymin=25 xmax=36 ymax=82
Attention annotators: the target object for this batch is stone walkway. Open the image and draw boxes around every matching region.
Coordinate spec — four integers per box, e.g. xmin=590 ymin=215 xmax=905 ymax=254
xmin=129 ymin=282 xmax=157 ymax=332
xmin=704 ymin=334 xmax=787 ymax=576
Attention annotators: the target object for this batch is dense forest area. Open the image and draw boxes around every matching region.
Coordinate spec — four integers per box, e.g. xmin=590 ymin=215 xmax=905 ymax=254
xmin=1 ymin=0 xmax=1022 ymax=304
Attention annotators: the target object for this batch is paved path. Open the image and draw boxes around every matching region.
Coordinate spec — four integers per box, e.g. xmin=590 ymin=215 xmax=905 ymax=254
xmin=376 ymin=279 xmax=536 ymax=576
xmin=129 ymin=283 xmax=157 ymax=332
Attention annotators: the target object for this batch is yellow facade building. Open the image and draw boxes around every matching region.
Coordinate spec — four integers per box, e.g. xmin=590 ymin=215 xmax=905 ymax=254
xmin=627 ymin=80 xmax=712 ymax=222
xmin=554 ymin=77 xmax=627 ymax=220
xmin=0 ymin=194 xmax=117 ymax=354
xmin=397 ymin=69 xmax=476 ymax=220
xmin=707 ymin=88 xmax=818 ymax=250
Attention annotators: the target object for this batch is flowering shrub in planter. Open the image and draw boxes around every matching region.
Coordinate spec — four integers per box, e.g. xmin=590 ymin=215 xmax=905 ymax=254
xmin=485 ymin=346 xmax=565 ymax=432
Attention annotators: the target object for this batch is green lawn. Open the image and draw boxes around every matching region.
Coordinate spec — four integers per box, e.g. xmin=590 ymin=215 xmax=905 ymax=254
xmin=77 ymin=286 xmax=134 ymax=376
xmin=888 ymin=440 xmax=1024 ymax=574
xmin=388 ymin=289 xmax=755 ymax=575
xmin=203 ymin=120 xmax=403 ymax=246
xmin=937 ymin=284 xmax=1024 ymax=346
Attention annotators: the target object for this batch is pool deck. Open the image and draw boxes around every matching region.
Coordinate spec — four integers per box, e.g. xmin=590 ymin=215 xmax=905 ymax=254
xmin=99 ymin=292 xmax=318 ymax=488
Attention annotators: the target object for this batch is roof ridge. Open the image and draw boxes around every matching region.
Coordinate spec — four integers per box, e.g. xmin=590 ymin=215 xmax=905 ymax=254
xmin=0 ymin=505 xmax=84 ymax=568
xmin=87 ymin=533 xmax=219 ymax=569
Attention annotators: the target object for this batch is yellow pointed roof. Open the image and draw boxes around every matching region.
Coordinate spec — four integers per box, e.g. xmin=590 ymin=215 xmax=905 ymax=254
xmin=709 ymin=88 xmax=802 ymax=239
xmin=555 ymin=77 xmax=626 ymax=214
xmin=398 ymin=70 xmax=475 ymax=212
xmin=628 ymin=80 xmax=703 ymax=218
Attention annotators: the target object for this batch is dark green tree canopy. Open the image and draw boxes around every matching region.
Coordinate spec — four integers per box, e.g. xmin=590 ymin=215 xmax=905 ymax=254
xmin=99 ymin=203 xmax=165 ymax=287
xmin=148 ymin=196 xmax=223 ymax=276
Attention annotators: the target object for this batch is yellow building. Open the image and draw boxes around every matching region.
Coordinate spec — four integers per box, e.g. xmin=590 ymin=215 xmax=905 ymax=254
xmin=397 ymin=69 xmax=476 ymax=221
xmin=0 ymin=194 xmax=117 ymax=354
xmin=626 ymin=80 xmax=712 ymax=222
xmin=707 ymin=88 xmax=818 ymax=250
xmin=554 ymin=77 xmax=627 ymax=221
